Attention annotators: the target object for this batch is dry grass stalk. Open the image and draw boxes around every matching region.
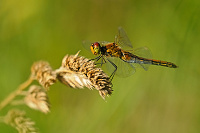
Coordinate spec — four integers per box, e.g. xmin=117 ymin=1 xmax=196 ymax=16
xmin=3 ymin=109 xmax=37 ymax=133
xmin=24 ymin=85 xmax=50 ymax=114
xmin=56 ymin=51 xmax=113 ymax=99
xmin=31 ymin=61 xmax=56 ymax=90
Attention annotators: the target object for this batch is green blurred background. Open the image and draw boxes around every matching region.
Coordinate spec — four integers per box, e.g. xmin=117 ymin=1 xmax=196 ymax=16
xmin=0 ymin=0 xmax=200 ymax=132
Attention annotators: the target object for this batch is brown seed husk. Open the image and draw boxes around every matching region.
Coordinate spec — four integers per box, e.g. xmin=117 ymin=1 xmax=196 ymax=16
xmin=56 ymin=51 xmax=113 ymax=99
xmin=24 ymin=85 xmax=50 ymax=114
xmin=4 ymin=109 xmax=38 ymax=133
xmin=31 ymin=61 xmax=56 ymax=90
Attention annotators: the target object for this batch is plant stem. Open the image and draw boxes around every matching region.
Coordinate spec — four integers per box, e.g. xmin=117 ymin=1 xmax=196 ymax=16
xmin=0 ymin=76 xmax=33 ymax=111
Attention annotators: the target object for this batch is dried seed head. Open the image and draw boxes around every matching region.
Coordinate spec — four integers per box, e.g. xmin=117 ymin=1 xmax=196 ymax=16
xmin=31 ymin=61 xmax=56 ymax=90
xmin=24 ymin=85 xmax=50 ymax=114
xmin=87 ymin=68 xmax=112 ymax=98
xmin=56 ymin=68 xmax=94 ymax=89
xmin=3 ymin=109 xmax=38 ymax=133
xmin=56 ymin=51 xmax=113 ymax=99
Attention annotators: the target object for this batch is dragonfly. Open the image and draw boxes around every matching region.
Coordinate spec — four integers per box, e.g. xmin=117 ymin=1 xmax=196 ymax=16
xmin=83 ymin=27 xmax=177 ymax=81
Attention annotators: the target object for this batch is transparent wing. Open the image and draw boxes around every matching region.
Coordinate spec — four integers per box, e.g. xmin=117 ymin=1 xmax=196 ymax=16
xmin=133 ymin=46 xmax=152 ymax=59
xmin=115 ymin=27 xmax=152 ymax=59
xmin=133 ymin=46 xmax=153 ymax=71
xmin=82 ymin=40 xmax=92 ymax=52
xmin=105 ymin=57 xmax=136 ymax=78
xmin=115 ymin=27 xmax=153 ymax=71
xmin=115 ymin=27 xmax=133 ymax=50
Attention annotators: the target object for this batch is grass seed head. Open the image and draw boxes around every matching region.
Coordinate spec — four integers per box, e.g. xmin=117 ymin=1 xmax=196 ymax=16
xmin=3 ymin=109 xmax=38 ymax=133
xmin=24 ymin=85 xmax=50 ymax=114
xmin=31 ymin=61 xmax=57 ymax=90
xmin=56 ymin=51 xmax=113 ymax=99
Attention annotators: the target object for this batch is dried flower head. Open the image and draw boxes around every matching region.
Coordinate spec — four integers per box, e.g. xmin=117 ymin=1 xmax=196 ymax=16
xmin=31 ymin=61 xmax=56 ymax=89
xmin=56 ymin=51 xmax=113 ymax=99
xmin=3 ymin=109 xmax=37 ymax=133
xmin=24 ymin=85 xmax=50 ymax=114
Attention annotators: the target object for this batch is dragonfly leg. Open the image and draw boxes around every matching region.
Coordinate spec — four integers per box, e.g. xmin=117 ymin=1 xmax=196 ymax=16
xmin=88 ymin=55 xmax=102 ymax=62
xmin=89 ymin=55 xmax=107 ymax=67
xmin=106 ymin=58 xmax=117 ymax=81
xmin=101 ymin=57 xmax=107 ymax=66
xmin=95 ymin=56 xmax=107 ymax=66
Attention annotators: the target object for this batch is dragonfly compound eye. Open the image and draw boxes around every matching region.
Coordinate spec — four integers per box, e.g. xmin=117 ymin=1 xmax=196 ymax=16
xmin=90 ymin=42 xmax=101 ymax=55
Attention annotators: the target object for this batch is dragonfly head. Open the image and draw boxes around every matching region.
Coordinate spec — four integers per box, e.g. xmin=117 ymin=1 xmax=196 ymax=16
xmin=90 ymin=42 xmax=101 ymax=55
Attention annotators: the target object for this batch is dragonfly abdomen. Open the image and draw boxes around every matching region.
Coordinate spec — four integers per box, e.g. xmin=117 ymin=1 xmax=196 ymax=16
xmin=135 ymin=57 xmax=177 ymax=68
xmin=120 ymin=50 xmax=177 ymax=68
xmin=151 ymin=59 xmax=177 ymax=68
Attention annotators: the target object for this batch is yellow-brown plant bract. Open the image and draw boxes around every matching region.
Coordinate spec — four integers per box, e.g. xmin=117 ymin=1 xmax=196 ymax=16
xmin=31 ymin=61 xmax=57 ymax=90
xmin=24 ymin=85 xmax=50 ymax=114
xmin=3 ymin=109 xmax=37 ymax=133
xmin=56 ymin=51 xmax=113 ymax=99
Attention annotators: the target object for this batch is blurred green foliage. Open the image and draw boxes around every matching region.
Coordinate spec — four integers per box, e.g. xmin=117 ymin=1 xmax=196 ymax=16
xmin=0 ymin=0 xmax=200 ymax=133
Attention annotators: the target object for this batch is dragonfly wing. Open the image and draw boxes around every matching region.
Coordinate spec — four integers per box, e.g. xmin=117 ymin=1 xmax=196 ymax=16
xmin=115 ymin=27 xmax=133 ymax=50
xmin=99 ymin=41 xmax=111 ymax=46
xmin=134 ymin=46 xmax=152 ymax=59
xmin=133 ymin=46 xmax=153 ymax=71
xmin=106 ymin=57 xmax=136 ymax=78
xmin=82 ymin=40 xmax=92 ymax=52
